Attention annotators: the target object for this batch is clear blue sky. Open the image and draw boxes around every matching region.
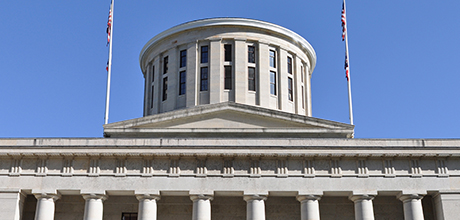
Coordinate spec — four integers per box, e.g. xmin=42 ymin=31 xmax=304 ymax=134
xmin=1 ymin=1 xmax=459 ymax=138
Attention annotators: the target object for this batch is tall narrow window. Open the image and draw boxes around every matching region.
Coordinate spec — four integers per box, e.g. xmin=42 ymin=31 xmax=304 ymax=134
xmin=162 ymin=77 xmax=168 ymax=101
xmin=301 ymin=65 xmax=304 ymax=83
xmin=288 ymin=77 xmax=293 ymax=101
xmin=224 ymin=66 xmax=232 ymax=89
xmin=200 ymin=67 xmax=208 ymax=91
xmin=150 ymin=85 xmax=154 ymax=108
xmin=269 ymin=50 xmax=276 ymax=68
xmin=224 ymin=44 xmax=232 ymax=62
xmin=163 ymin=56 xmax=168 ymax=74
xmin=201 ymin=46 xmax=208 ymax=63
xmin=270 ymin=71 xmax=276 ymax=95
xmin=287 ymin=57 xmax=292 ymax=74
xmin=150 ymin=66 xmax=155 ymax=108
xmin=180 ymin=50 xmax=187 ymax=68
xmin=248 ymin=67 xmax=256 ymax=91
xmin=248 ymin=46 xmax=255 ymax=63
xmin=179 ymin=71 xmax=186 ymax=95
xmin=151 ymin=65 xmax=155 ymax=83
xmin=301 ymin=86 xmax=305 ymax=109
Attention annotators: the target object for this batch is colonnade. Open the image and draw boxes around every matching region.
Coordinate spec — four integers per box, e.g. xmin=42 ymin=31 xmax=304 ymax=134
xmin=30 ymin=192 xmax=429 ymax=220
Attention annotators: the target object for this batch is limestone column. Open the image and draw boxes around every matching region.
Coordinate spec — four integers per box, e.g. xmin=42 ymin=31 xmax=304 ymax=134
xmin=296 ymin=195 xmax=321 ymax=220
xmin=349 ymin=195 xmax=375 ymax=220
xmin=34 ymin=193 xmax=60 ymax=220
xmin=190 ymin=195 xmax=213 ymax=220
xmin=136 ymin=194 xmax=161 ymax=220
xmin=82 ymin=194 xmax=107 ymax=220
xmin=398 ymin=194 xmax=424 ymax=220
xmin=244 ymin=195 xmax=267 ymax=220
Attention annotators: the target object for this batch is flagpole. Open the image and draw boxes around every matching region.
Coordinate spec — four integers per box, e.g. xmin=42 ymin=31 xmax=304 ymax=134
xmin=105 ymin=0 xmax=114 ymax=125
xmin=343 ymin=0 xmax=354 ymax=126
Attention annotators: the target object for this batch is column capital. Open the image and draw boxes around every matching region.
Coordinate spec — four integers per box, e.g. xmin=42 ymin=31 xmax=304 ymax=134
xmin=136 ymin=194 xmax=161 ymax=201
xmin=397 ymin=193 xmax=424 ymax=202
xmin=34 ymin=193 xmax=61 ymax=201
xmin=243 ymin=194 xmax=267 ymax=202
xmin=82 ymin=193 xmax=108 ymax=201
xmin=190 ymin=194 xmax=214 ymax=202
xmin=296 ymin=194 xmax=322 ymax=202
xmin=349 ymin=194 xmax=375 ymax=202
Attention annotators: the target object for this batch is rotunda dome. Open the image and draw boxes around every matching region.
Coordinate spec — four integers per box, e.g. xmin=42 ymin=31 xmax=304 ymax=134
xmin=139 ymin=18 xmax=316 ymax=117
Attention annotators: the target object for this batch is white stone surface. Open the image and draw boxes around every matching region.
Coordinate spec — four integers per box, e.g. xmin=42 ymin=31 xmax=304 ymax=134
xmin=433 ymin=192 xmax=460 ymax=220
xmin=0 ymin=190 xmax=25 ymax=220
xmin=34 ymin=193 xmax=60 ymax=220
xmin=191 ymin=195 xmax=213 ymax=220
xmin=297 ymin=195 xmax=321 ymax=220
xmin=244 ymin=195 xmax=267 ymax=220
xmin=136 ymin=194 xmax=160 ymax=220
xmin=349 ymin=195 xmax=375 ymax=220
xmin=398 ymin=194 xmax=425 ymax=220
xmin=82 ymin=194 xmax=107 ymax=220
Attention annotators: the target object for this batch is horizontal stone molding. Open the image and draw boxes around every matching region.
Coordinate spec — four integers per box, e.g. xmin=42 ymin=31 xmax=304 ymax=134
xmin=1 ymin=138 xmax=459 ymax=150
xmin=0 ymin=154 xmax=458 ymax=180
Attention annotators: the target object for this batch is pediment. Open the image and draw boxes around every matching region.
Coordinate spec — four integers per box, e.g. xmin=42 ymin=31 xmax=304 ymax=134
xmin=103 ymin=102 xmax=354 ymax=138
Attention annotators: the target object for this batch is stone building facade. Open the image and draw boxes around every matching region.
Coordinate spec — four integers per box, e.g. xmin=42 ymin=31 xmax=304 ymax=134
xmin=1 ymin=18 xmax=460 ymax=220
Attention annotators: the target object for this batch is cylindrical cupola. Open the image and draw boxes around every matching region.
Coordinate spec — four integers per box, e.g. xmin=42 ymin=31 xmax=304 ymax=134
xmin=139 ymin=18 xmax=316 ymax=117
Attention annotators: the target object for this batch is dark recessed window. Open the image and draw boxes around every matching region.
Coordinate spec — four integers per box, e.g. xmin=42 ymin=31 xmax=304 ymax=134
xmin=150 ymin=85 xmax=154 ymax=108
xmin=288 ymin=77 xmax=293 ymax=101
xmin=201 ymin=46 xmax=208 ymax=63
xmin=248 ymin=67 xmax=256 ymax=91
xmin=200 ymin=67 xmax=208 ymax=91
xmin=301 ymin=86 xmax=305 ymax=109
xmin=162 ymin=77 xmax=168 ymax=101
xmin=224 ymin=44 xmax=232 ymax=62
xmin=179 ymin=71 xmax=186 ymax=95
xmin=163 ymin=56 xmax=169 ymax=74
xmin=300 ymin=65 xmax=304 ymax=83
xmin=150 ymin=65 xmax=155 ymax=108
xmin=287 ymin=57 xmax=292 ymax=74
xmin=122 ymin=213 xmax=138 ymax=220
xmin=180 ymin=50 xmax=187 ymax=68
xmin=269 ymin=50 xmax=276 ymax=68
xmin=248 ymin=46 xmax=255 ymax=63
xmin=224 ymin=66 xmax=232 ymax=90
xmin=270 ymin=71 xmax=276 ymax=95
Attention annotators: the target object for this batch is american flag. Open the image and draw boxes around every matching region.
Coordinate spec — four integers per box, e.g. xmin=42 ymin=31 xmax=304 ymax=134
xmin=341 ymin=2 xmax=346 ymax=41
xmin=344 ymin=54 xmax=349 ymax=81
xmin=106 ymin=1 xmax=113 ymax=45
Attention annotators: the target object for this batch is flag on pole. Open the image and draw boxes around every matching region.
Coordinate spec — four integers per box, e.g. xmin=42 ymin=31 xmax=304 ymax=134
xmin=344 ymin=54 xmax=349 ymax=81
xmin=342 ymin=0 xmax=354 ymax=126
xmin=341 ymin=2 xmax=346 ymax=41
xmin=106 ymin=1 xmax=113 ymax=45
xmin=104 ymin=0 xmax=114 ymax=124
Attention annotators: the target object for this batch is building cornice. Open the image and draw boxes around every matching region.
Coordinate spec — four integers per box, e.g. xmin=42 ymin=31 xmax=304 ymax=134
xmin=0 ymin=138 xmax=459 ymax=155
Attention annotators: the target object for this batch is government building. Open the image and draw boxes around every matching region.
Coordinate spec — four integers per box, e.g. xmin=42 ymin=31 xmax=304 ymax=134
xmin=1 ymin=18 xmax=460 ymax=220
